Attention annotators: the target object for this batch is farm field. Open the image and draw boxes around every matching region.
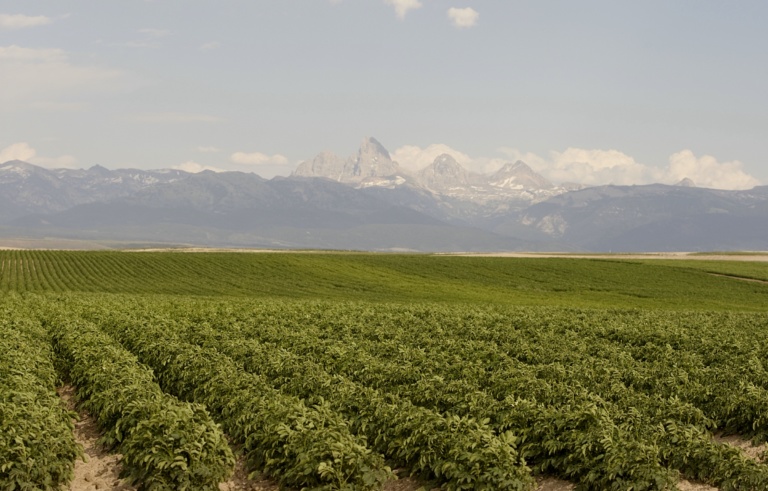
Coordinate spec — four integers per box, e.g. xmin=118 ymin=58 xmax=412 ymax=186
xmin=2 ymin=250 xmax=768 ymax=490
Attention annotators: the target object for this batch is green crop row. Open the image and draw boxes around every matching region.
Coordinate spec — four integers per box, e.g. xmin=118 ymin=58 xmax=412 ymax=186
xmin=0 ymin=304 xmax=82 ymax=490
xmin=42 ymin=310 xmax=235 ymax=490
xmin=76 ymin=306 xmax=394 ymax=491
xmin=178 ymin=303 xmax=680 ymax=489
xmin=12 ymin=288 xmax=768 ymax=490
xmin=269 ymin=305 xmax=768 ymax=490
xmin=168 ymin=317 xmax=534 ymax=490
xmin=165 ymin=297 xmax=768 ymax=490
xmin=3 ymin=250 xmax=768 ymax=311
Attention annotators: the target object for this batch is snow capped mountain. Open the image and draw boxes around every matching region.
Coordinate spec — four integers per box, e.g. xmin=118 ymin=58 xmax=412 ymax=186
xmin=292 ymin=140 xmax=571 ymax=215
xmin=3 ymin=146 xmax=768 ymax=252
xmin=0 ymin=160 xmax=190 ymax=222
xmin=417 ymin=154 xmax=473 ymax=192
xmin=490 ymin=161 xmax=553 ymax=190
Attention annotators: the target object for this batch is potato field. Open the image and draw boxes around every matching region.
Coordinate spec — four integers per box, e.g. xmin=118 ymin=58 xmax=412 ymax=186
xmin=2 ymin=250 xmax=768 ymax=490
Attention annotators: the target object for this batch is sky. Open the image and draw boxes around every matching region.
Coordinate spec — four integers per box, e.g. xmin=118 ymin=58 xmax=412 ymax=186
xmin=1 ymin=1 xmax=766 ymax=190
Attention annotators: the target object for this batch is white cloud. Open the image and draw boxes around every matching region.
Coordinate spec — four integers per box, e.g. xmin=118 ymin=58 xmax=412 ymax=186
xmin=385 ymin=0 xmax=422 ymax=19
xmin=200 ymin=41 xmax=221 ymax=53
xmin=196 ymin=146 xmax=221 ymax=153
xmin=391 ymin=144 xmax=472 ymax=172
xmin=0 ymin=142 xmax=78 ymax=168
xmin=0 ymin=142 xmax=36 ymax=162
xmin=134 ymin=112 xmax=224 ymax=123
xmin=553 ymin=148 xmax=649 ymax=186
xmin=0 ymin=13 xmax=52 ymax=29
xmin=447 ymin=7 xmax=479 ymax=28
xmin=173 ymin=161 xmax=225 ymax=173
xmin=0 ymin=45 xmax=128 ymax=106
xmin=499 ymin=146 xmax=760 ymax=190
xmin=665 ymin=150 xmax=759 ymax=190
xmin=231 ymin=152 xmax=290 ymax=166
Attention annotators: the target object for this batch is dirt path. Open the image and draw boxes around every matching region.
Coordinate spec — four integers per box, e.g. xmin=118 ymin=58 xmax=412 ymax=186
xmin=58 ymin=386 xmax=136 ymax=491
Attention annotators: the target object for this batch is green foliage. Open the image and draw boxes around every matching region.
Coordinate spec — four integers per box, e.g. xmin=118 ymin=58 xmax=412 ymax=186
xmin=0 ymin=303 xmax=82 ymax=490
xmin=173 ymin=317 xmax=534 ymax=490
xmin=73 ymin=305 xmax=394 ymax=491
xmin=1 ymin=250 xmax=768 ymax=310
xmin=3 ymin=249 xmax=768 ymax=489
xmin=43 ymin=310 xmax=234 ymax=490
xmin=130 ymin=295 xmax=768 ymax=490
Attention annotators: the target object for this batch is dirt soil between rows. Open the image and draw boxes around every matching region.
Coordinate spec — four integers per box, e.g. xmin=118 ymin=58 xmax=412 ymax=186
xmin=58 ymin=385 xmax=136 ymax=491
xmin=56 ymin=387 xmax=767 ymax=491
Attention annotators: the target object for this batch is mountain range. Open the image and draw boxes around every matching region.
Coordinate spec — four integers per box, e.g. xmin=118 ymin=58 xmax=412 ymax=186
xmin=2 ymin=137 xmax=767 ymax=252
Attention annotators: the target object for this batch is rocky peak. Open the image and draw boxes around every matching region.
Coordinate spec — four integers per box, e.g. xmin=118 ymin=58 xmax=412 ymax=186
xmin=346 ymin=137 xmax=400 ymax=179
xmin=490 ymin=160 xmax=553 ymax=190
xmin=417 ymin=154 xmax=470 ymax=191
xmin=292 ymin=138 xmax=402 ymax=185
xmin=293 ymin=151 xmax=346 ymax=180
xmin=358 ymin=137 xmax=391 ymax=161
xmin=432 ymin=154 xmax=464 ymax=174
xmin=675 ymin=177 xmax=696 ymax=187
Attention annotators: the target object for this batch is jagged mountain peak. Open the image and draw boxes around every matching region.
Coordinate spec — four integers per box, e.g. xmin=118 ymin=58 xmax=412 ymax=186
xmin=417 ymin=154 xmax=470 ymax=192
xmin=490 ymin=160 xmax=553 ymax=190
xmin=498 ymin=160 xmax=533 ymax=173
xmin=422 ymin=153 xmax=467 ymax=175
xmin=348 ymin=137 xmax=400 ymax=179
xmin=292 ymin=138 xmax=401 ymax=184
xmin=293 ymin=151 xmax=346 ymax=180
xmin=676 ymin=177 xmax=696 ymax=187
xmin=359 ymin=137 xmax=391 ymax=160
xmin=492 ymin=160 xmax=543 ymax=178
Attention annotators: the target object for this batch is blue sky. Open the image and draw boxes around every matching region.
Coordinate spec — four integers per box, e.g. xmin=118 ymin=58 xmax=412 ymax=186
xmin=1 ymin=1 xmax=766 ymax=189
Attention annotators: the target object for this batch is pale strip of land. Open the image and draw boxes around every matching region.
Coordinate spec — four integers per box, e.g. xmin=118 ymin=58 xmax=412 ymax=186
xmin=449 ymin=252 xmax=768 ymax=262
xmin=2 ymin=237 xmax=767 ymax=262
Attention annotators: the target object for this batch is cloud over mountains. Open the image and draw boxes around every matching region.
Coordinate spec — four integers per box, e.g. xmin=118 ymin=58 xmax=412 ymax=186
xmin=394 ymin=143 xmax=762 ymax=191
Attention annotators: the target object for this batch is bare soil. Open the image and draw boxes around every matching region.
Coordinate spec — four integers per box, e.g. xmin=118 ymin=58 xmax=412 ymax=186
xmin=60 ymin=384 xmax=284 ymax=491
xmin=678 ymin=480 xmax=718 ymax=491
xmin=58 ymin=385 xmax=136 ymax=491
xmin=218 ymin=455 xmax=280 ymax=491
xmin=714 ymin=433 xmax=766 ymax=462
xmin=536 ymin=476 xmax=574 ymax=490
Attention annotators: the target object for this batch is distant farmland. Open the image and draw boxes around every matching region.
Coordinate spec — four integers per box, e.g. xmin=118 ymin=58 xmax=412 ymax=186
xmin=3 ymin=250 xmax=768 ymax=490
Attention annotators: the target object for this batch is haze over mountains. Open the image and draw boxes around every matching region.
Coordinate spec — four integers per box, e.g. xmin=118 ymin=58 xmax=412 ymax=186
xmin=2 ymin=137 xmax=767 ymax=252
